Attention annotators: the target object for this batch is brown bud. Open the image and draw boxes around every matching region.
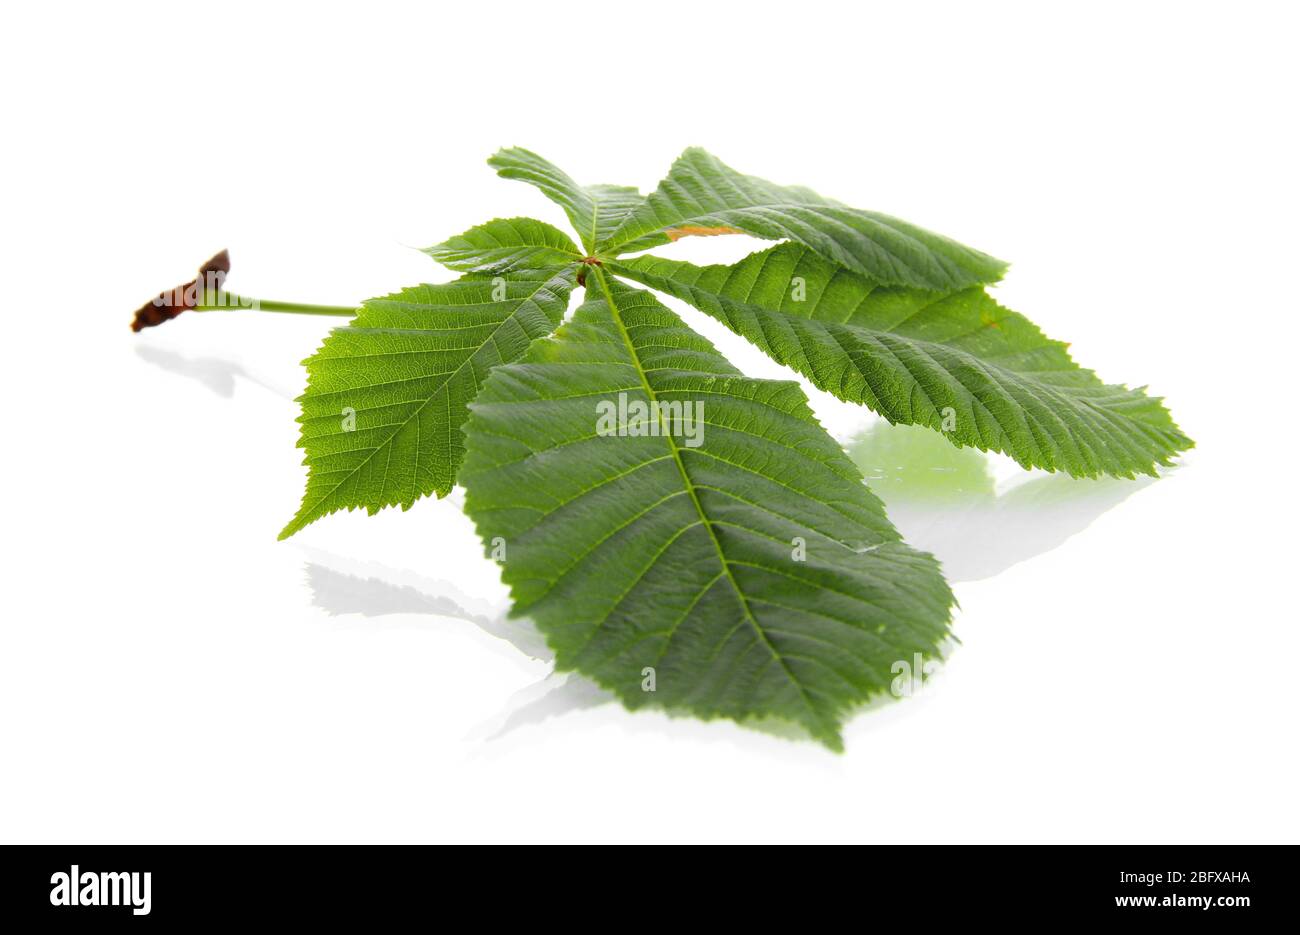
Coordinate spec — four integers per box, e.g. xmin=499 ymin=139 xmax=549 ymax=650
xmin=130 ymin=250 xmax=230 ymax=332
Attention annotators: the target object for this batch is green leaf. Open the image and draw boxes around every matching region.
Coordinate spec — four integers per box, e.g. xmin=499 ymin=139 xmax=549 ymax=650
xmin=604 ymin=148 xmax=1007 ymax=291
xmin=280 ymin=266 xmax=577 ymax=539
xmin=423 ymin=217 xmax=582 ymax=274
xmin=612 ymin=244 xmax=1192 ymax=478
xmin=487 ymin=147 xmax=648 ymax=252
xmin=459 ymin=272 xmax=954 ymax=749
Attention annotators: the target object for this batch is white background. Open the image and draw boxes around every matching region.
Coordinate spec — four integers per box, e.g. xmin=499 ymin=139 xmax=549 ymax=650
xmin=1 ymin=1 xmax=1296 ymax=843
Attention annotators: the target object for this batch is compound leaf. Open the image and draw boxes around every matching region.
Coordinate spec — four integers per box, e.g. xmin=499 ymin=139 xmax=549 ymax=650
xmin=604 ymin=148 xmax=1006 ymax=291
xmin=487 ymin=147 xmax=648 ymax=252
xmin=613 ymin=244 xmax=1191 ymax=478
xmin=459 ymin=272 xmax=954 ymax=749
xmin=281 ymin=266 xmax=577 ymax=539
xmin=423 ymin=217 xmax=582 ymax=274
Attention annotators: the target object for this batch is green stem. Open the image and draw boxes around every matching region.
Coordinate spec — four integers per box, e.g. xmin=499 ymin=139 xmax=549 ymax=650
xmin=194 ymin=290 xmax=357 ymax=317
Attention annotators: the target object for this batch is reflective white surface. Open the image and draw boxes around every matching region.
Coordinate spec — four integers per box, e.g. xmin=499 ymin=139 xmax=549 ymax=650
xmin=1 ymin=1 xmax=1297 ymax=843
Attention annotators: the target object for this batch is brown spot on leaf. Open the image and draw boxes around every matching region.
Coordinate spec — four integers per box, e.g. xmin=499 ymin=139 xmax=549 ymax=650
xmin=663 ymin=225 xmax=744 ymax=241
xmin=130 ymin=250 xmax=230 ymax=332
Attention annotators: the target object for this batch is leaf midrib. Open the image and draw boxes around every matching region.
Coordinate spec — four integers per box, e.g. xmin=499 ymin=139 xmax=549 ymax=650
xmin=590 ymin=267 xmax=820 ymax=720
xmin=586 ymin=190 xmax=599 ymax=252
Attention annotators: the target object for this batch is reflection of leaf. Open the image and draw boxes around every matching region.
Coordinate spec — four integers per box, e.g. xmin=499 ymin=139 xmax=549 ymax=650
xmin=1000 ymin=472 xmax=1152 ymax=511
xmin=461 ymin=275 xmax=954 ymax=750
xmin=849 ymin=420 xmax=994 ymax=503
xmin=482 ymin=673 xmax=614 ymax=741
xmin=847 ymin=422 xmax=1155 ymax=581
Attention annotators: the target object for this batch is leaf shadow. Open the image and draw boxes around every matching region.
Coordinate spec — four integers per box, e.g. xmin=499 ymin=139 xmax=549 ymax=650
xmin=299 ymin=550 xmax=819 ymax=748
xmin=301 ymin=550 xmax=631 ymax=742
xmin=133 ymin=344 xmax=292 ymax=400
xmin=145 ymin=342 xmax=1169 ymax=750
xmin=297 ymin=422 xmax=1165 ymax=750
xmin=302 ymin=552 xmax=548 ymax=662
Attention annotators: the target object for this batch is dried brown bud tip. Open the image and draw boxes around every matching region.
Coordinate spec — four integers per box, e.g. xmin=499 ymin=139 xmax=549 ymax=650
xmin=130 ymin=250 xmax=230 ymax=332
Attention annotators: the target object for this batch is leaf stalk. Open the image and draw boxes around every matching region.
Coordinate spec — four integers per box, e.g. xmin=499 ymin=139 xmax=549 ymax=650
xmin=194 ymin=292 xmax=357 ymax=317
